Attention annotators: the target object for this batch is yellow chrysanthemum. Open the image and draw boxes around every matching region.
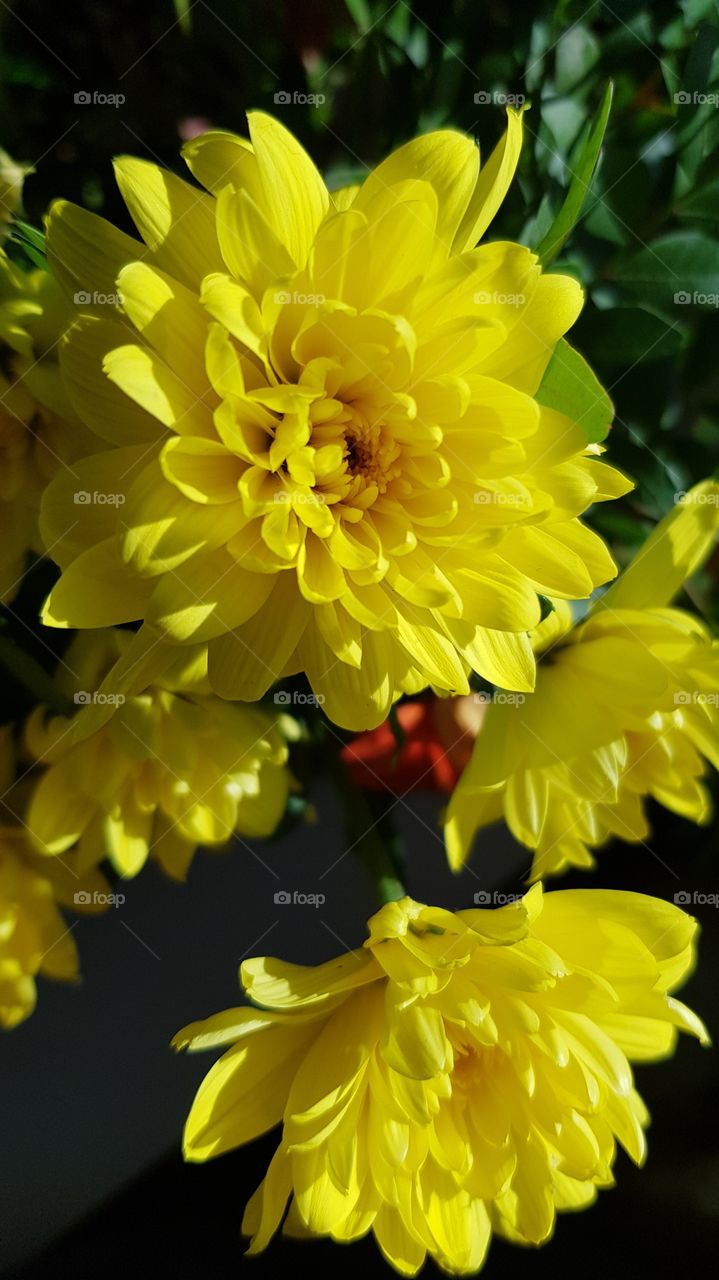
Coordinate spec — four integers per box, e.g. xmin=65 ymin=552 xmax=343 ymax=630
xmin=446 ymin=480 xmax=719 ymax=880
xmin=174 ymin=886 xmax=706 ymax=1275
xmin=0 ymin=728 xmax=108 ymax=1028
xmin=40 ymin=110 xmax=630 ymax=729
xmin=0 ymin=245 xmax=96 ymax=601
xmin=24 ymin=629 xmax=292 ymax=881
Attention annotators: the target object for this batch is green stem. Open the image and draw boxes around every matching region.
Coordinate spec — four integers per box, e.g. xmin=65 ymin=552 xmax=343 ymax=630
xmin=329 ymin=751 xmax=406 ymax=904
xmin=0 ymin=637 xmax=72 ymax=716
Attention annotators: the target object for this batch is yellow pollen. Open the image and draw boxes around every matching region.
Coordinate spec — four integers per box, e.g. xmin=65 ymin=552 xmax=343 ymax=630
xmin=343 ymin=412 xmax=402 ymax=493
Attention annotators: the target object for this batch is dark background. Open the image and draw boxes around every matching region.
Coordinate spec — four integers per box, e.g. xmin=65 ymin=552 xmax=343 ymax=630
xmin=1 ymin=0 xmax=718 ymax=1276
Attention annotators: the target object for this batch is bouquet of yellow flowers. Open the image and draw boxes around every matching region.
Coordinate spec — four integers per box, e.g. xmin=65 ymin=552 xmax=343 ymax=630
xmin=1 ymin=54 xmax=716 ymax=1276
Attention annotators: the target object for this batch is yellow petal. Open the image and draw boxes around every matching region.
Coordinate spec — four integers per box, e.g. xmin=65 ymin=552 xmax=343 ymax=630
xmin=455 ymin=106 xmax=525 ymax=249
xmin=113 ymin=156 xmax=224 ymax=288
xmin=39 ymin=444 xmax=149 ymax=568
xmin=182 ymin=1022 xmax=313 ymax=1161
xmin=42 ymin=538 xmax=150 ymax=628
xmin=600 ymin=479 xmax=719 ymax=611
xmin=160 ymin=436 xmax=243 ymax=504
xmin=208 ymin=573 xmax=310 ymax=701
xmin=104 ymin=342 xmax=214 ymax=436
xmin=116 ymin=261 xmax=211 ymax=400
xmin=242 ymin=949 xmax=379 ymax=1010
xmin=182 ymin=129 xmax=265 ymax=202
xmin=46 ymin=198 xmax=143 ymax=301
xmin=354 ymin=129 xmax=478 ymax=255
xmin=61 ymin=317 xmax=166 ymax=445
xmin=214 ymin=187 xmax=294 ymax=298
xmin=247 ymin=111 xmax=329 ymax=266
xmin=146 ymin=548 xmax=274 ymax=642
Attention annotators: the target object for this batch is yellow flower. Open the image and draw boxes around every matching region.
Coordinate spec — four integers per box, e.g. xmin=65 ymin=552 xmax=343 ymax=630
xmin=445 ymin=480 xmax=719 ymax=880
xmin=0 ymin=728 xmax=107 ymax=1028
xmin=24 ymin=629 xmax=292 ymax=880
xmin=0 ymin=247 xmax=96 ymax=601
xmin=173 ymin=887 xmax=706 ymax=1275
xmin=40 ymin=110 xmax=629 ymax=729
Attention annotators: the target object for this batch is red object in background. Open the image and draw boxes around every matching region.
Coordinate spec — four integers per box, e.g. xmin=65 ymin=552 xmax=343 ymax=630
xmin=177 ymin=117 xmax=214 ymax=141
xmin=341 ymin=696 xmax=486 ymax=795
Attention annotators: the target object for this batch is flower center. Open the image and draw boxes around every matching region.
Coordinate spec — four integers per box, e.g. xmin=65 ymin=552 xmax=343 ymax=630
xmin=343 ymin=411 xmax=402 ymax=494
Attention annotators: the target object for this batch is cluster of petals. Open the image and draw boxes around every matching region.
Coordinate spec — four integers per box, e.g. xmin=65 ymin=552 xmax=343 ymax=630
xmin=174 ymin=886 xmax=706 ymax=1274
xmin=40 ymin=110 xmax=630 ymax=728
xmin=24 ymin=630 xmax=291 ymax=881
xmin=446 ymin=480 xmax=719 ymax=878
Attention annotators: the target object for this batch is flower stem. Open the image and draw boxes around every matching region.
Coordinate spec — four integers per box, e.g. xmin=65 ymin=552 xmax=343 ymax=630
xmin=329 ymin=752 xmax=406 ymax=904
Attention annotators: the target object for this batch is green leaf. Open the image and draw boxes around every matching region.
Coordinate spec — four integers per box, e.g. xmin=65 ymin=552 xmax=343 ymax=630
xmin=344 ymin=0 xmax=373 ymax=27
xmin=542 ymin=95 xmax=586 ymax=153
xmin=674 ymin=21 xmax=719 ymax=197
xmin=616 ymin=229 xmax=719 ymax=310
xmin=554 ymin=25 xmax=600 ymax=94
xmin=10 ymin=219 xmax=47 ymax=269
xmin=534 ymin=81 xmax=614 ymax=266
xmin=173 ymin=0 xmax=192 ymax=34
xmin=578 ymin=306 xmax=684 ymax=368
xmin=679 ymin=0 xmax=718 ymax=23
xmin=536 ymin=338 xmax=614 ymax=443
xmin=677 ymin=176 xmax=719 ymax=224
